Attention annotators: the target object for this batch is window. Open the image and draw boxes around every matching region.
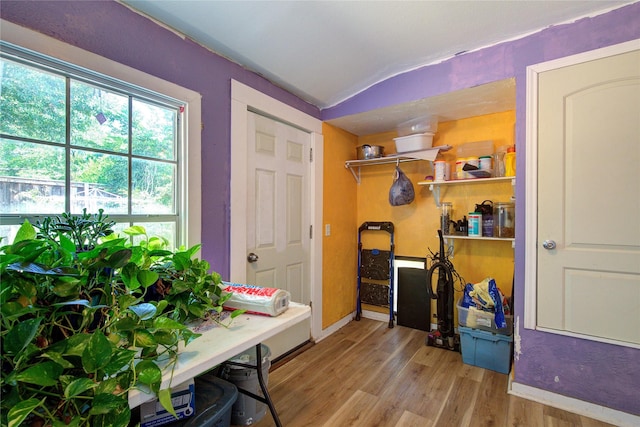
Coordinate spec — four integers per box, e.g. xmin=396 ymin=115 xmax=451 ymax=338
xmin=0 ymin=42 xmax=194 ymax=249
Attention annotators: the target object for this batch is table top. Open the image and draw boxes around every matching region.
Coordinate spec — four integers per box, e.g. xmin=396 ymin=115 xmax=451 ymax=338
xmin=128 ymin=302 xmax=311 ymax=408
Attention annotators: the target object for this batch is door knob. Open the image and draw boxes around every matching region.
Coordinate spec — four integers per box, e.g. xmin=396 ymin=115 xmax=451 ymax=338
xmin=247 ymin=252 xmax=259 ymax=263
xmin=542 ymin=240 xmax=556 ymax=250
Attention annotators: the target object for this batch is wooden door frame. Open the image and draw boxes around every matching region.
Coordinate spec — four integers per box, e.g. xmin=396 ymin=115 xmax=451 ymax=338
xmin=524 ymin=39 xmax=640 ymax=331
xmin=230 ymin=80 xmax=323 ymax=341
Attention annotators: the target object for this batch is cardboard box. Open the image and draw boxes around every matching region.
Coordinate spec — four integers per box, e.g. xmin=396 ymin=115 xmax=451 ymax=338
xmin=140 ymin=378 xmax=195 ymax=427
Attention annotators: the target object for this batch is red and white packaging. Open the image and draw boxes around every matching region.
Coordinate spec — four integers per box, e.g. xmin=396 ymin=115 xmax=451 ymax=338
xmin=222 ymin=282 xmax=290 ymax=316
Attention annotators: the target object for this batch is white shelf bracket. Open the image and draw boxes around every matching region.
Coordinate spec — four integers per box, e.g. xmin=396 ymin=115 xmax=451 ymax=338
xmin=429 ymin=184 xmax=441 ymax=207
xmin=346 ymin=164 xmax=361 ymax=184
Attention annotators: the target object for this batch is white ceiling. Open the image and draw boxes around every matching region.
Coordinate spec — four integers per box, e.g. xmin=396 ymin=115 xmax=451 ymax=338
xmin=121 ymin=0 xmax=632 ymax=134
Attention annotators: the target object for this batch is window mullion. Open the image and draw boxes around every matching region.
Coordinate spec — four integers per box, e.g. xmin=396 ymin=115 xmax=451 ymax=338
xmin=65 ymin=76 xmax=71 ymax=213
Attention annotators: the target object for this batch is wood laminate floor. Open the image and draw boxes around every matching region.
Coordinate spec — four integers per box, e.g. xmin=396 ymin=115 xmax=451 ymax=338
xmin=251 ymin=318 xmax=615 ymax=427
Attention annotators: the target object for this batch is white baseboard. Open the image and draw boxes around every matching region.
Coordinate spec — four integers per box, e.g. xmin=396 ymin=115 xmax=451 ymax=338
xmin=361 ymin=309 xmax=390 ymax=323
xmin=509 ymin=381 xmax=640 ymax=427
xmin=316 ymin=312 xmax=352 ymax=343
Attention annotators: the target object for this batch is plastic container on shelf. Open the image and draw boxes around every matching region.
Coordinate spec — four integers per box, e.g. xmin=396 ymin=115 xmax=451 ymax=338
xmin=457 ymin=299 xmax=513 ymax=335
xmin=494 ymin=202 xmax=515 ymax=238
xmin=459 ymin=326 xmax=513 ymax=374
xmin=504 ymin=145 xmax=516 ymax=176
xmin=468 ymin=213 xmax=482 ymax=237
xmin=440 ymin=202 xmax=453 ymax=235
xmin=396 ymin=115 xmax=438 ymax=137
xmin=393 ymin=132 xmax=434 ymax=153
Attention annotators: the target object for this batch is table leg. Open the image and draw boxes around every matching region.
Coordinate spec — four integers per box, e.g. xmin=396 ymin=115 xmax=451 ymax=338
xmin=255 ymin=344 xmax=282 ymax=427
xmin=223 ymin=344 xmax=282 ymax=427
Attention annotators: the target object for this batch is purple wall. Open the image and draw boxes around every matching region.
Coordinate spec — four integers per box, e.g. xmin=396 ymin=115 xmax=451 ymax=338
xmin=2 ymin=0 xmax=639 ymax=416
xmin=0 ymin=0 xmax=320 ymax=279
xmin=324 ymin=3 xmax=640 ymax=416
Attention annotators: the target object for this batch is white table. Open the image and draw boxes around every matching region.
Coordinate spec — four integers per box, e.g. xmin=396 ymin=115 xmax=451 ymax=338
xmin=128 ymin=302 xmax=311 ymax=425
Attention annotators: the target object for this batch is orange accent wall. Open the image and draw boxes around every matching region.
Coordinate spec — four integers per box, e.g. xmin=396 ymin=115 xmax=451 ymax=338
xmin=322 ymin=112 xmax=515 ymax=329
xmin=321 ymin=123 xmax=358 ymax=328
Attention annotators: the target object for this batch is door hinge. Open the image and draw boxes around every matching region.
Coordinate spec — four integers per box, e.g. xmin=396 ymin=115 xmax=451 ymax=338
xmin=309 ymin=147 xmax=313 ymax=163
xmin=309 ymin=225 xmax=313 ymax=239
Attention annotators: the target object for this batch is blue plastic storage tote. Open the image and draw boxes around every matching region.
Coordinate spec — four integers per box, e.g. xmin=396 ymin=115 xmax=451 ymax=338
xmin=459 ymin=326 xmax=513 ymax=374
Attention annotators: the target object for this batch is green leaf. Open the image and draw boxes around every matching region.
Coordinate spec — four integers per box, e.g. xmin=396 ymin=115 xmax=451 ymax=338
xmin=64 ymin=333 xmax=91 ymax=356
xmin=181 ymin=329 xmax=202 ymax=346
xmin=65 ymin=377 xmax=97 ymax=398
xmin=59 ymin=233 xmax=76 ymax=252
xmin=147 ymin=249 xmax=172 ymax=257
xmin=41 ymin=351 xmax=75 ymax=369
xmin=153 ymin=316 xmax=186 ymax=330
xmin=1 ymin=301 xmax=35 ymax=319
xmin=52 ymin=278 xmax=81 ymax=297
xmin=3 ymin=317 xmax=42 ymax=355
xmin=95 ymin=377 xmax=120 ymax=395
xmin=104 ymin=348 xmax=136 ymax=376
xmin=134 ymin=329 xmax=157 ymax=348
xmin=187 ymin=303 xmax=206 ymax=318
xmin=7 ymin=397 xmax=43 ymax=427
xmin=13 ymin=220 xmax=36 ymax=243
xmin=153 ymin=330 xmax=178 ymax=346
xmin=89 ymin=393 xmax=128 ymax=415
xmin=122 ymin=225 xmax=146 ymax=236
xmin=114 ymin=316 xmax=139 ymax=331
xmin=137 ymin=269 xmax=159 ymax=288
xmin=172 ymin=252 xmax=191 ymax=271
xmin=107 ymin=248 xmax=132 ymax=269
xmin=120 ymin=263 xmax=140 ymax=290
xmin=129 ymin=303 xmax=157 ymax=320
xmin=15 ymin=361 xmax=63 ymax=386
xmin=117 ymin=293 xmax=138 ymax=310
xmin=158 ymin=388 xmax=178 ymax=419
xmin=82 ymin=330 xmax=112 ymax=372
xmin=136 ymin=360 xmax=162 ymax=392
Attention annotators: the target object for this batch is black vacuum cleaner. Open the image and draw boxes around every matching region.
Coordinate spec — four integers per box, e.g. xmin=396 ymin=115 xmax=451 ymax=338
xmin=426 ymin=230 xmax=460 ymax=351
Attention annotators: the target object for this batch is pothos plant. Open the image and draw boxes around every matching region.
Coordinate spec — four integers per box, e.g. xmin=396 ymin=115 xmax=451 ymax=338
xmin=0 ymin=212 xmax=243 ymax=427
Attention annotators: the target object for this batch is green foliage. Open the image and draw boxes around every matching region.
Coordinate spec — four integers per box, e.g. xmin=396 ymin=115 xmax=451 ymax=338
xmin=0 ymin=213 xmax=242 ymax=427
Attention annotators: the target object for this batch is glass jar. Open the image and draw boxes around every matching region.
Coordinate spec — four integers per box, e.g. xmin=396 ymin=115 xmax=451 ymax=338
xmin=440 ymin=202 xmax=453 ymax=235
xmin=494 ymin=202 xmax=515 ymax=238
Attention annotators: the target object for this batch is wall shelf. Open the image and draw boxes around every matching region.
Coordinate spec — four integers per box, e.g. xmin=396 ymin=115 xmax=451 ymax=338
xmin=418 ymin=176 xmax=515 ymax=206
xmin=443 ymin=234 xmax=515 ymax=252
xmin=345 ymin=146 xmax=451 ymax=183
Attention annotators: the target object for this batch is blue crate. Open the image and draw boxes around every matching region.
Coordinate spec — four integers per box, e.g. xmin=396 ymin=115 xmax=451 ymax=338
xmin=459 ymin=326 xmax=513 ymax=374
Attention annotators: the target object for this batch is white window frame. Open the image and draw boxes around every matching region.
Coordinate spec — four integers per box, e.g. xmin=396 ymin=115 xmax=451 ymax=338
xmin=0 ymin=19 xmax=202 ymax=249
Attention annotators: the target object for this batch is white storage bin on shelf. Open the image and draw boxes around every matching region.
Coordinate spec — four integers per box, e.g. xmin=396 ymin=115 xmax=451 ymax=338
xmin=393 ymin=132 xmax=434 ymax=153
xmin=457 ymin=299 xmax=513 ymax=335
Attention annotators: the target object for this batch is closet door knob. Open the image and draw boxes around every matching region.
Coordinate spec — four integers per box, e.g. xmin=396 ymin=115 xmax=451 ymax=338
xmin=542 ymin=240 xmax=556 ymax=250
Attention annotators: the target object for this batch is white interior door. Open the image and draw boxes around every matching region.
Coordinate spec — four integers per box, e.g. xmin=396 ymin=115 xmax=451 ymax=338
xmin=536 ymin=47 xmax=640 ymax=344
xmin=246 ymin=111 xmax=311 ymax=357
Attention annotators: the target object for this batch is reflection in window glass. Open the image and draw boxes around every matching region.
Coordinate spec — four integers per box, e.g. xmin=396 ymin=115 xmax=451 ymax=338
xmin=0 ymin=139 xmax=66 ymax=213
xmin=70 ymin=81 xmax=129 ymax=153
xmin=132 ymin=99 xmax=176 ymax=160
xmin=0 ymin=59 xmax=66 ymax=143
xmin=70 ymin=150 xmax=128 ymax=214
xmin=132 ymin=158 xmax=175 ymax=214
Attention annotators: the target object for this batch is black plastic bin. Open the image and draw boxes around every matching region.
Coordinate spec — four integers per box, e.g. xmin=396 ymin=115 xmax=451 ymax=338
xmin=175 ymin=374 xmax=238 ymax=427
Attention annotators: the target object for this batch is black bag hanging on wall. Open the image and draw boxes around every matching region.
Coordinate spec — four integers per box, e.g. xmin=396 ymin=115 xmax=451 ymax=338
xmin=389 ymin=166 xmax=415 ymax=206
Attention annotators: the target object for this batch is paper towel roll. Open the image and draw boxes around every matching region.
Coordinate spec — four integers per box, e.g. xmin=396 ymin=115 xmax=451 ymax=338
xmin=222 ymin=282 xmax=290 ymax=317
